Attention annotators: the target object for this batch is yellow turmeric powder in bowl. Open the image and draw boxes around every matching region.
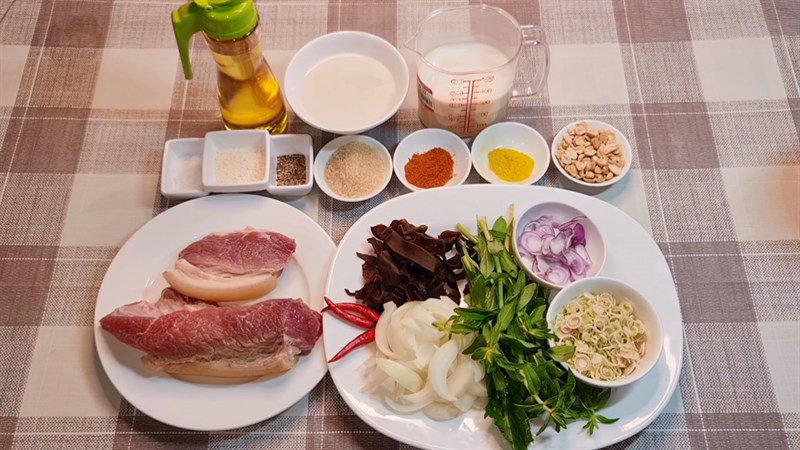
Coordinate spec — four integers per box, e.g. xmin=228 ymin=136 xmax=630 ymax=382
xmin=488 ymin=148 xmax=535 ymax=182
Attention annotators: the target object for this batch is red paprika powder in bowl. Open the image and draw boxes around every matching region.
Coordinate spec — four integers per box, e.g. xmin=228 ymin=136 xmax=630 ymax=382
xmin=404 ymin=147 xmax=454 ymax=188
xmin=393 ymin=128 xmax=472 ymax=191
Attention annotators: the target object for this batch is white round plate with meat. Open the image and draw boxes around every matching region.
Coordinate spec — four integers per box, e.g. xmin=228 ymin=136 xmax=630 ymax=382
xmin=324 ymin=185 xmax=683 ymax=449
xmin=94 ymin=194 xmax=335 ymax=431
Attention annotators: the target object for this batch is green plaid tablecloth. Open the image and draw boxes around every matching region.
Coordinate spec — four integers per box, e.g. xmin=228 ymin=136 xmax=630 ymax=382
xmin=1 ymin=0 xmax=798 ymax=448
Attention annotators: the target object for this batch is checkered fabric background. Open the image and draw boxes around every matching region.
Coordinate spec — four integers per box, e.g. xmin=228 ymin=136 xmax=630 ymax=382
xmin=0 ymin=0 xmax=798 ymax=448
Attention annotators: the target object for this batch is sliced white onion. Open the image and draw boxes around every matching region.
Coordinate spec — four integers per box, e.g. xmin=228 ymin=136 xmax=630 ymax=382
xmin=412 ymin=343 xmax=435 ymax=371
xmin=422 ymin=297 xmax=457 ymax=322
xmin=453 ymin=394 xmax=476 ymax=413
xmin=447 ymin=356 xmax=475 ymax=397
xmin=423 ymin=402 xmax=461 ymax=421
xmin=402 ymin=382 xmax=437 ymax=404
xmin=400 ymin=316 xmax=423 ymax=334
xmin=393 ymin=380 xmax=406 ymax=398
xmin=375 ymin=302 xmax=398 ymax=359
xmin=388 ymin=302 xmax=418 ymax=359
xmin=360 ymin=369 xmax=388 ymax=394
xmin=467 ymin=380 xmax=488 ymax=397
xmin=407 ymin=307 xmax=441 ymax=342
xmin=453 ymin=333 xmax=476 ymax=352
xmin=472 ymin=359 xmax=485 ymax=382
xmin=429 ymin=340 xmax=459 ymax=402
xmin=384 ymin=395 xmax=432 ymax=413
xmin=375 ymin=358 xmax=423 ymax=392
xmin=380 ymin=377 xmax=395 ymax=393
xmin=359 ymin=356 xmax=376 ymax=374
xmin=362 ymin=298 xmax=487 ymax=421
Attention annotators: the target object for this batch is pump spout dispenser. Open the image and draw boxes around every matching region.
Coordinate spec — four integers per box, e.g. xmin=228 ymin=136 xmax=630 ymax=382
xmin=172 ymin=0 xmax=287 ymax=133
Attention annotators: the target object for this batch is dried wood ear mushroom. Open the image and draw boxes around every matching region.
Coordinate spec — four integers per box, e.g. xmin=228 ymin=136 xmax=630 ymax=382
xmin=556 ymin=122 xmax=626 ymax=183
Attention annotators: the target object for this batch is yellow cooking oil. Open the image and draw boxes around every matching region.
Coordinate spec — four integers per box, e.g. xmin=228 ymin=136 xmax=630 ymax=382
xmin=206 ymin=30 xmax=287 ymax=133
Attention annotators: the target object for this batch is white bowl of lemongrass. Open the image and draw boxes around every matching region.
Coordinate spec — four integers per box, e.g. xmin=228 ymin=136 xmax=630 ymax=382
xmin=545 ymin=277 xmax=663 ymax=388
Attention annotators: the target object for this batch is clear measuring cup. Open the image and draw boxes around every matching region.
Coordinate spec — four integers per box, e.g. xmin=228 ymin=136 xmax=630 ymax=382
xmin=404 ymin=5 xmax=549 ymax=137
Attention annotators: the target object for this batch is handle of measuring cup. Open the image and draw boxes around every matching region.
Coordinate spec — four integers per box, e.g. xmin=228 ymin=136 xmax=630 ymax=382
xmin=511 ymin=25 xmax=549 ymax=99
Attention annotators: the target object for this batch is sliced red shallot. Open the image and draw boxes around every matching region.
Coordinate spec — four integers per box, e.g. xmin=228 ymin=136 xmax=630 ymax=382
xmin=519 ymin=215 xmax=592 ymax=284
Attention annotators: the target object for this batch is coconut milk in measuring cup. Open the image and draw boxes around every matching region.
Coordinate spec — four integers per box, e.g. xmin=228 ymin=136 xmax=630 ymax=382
xmin=405 ymin=5 xmax=548 ymax=137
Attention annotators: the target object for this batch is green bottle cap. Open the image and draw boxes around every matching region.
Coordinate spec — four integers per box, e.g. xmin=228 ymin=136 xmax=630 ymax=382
xmin=172 ymin=0 xmax=259 ymax=79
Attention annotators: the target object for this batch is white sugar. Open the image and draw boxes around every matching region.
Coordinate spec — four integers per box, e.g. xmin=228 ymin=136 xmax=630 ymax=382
xmin=215 ymin=147 xmax=266 ymax=184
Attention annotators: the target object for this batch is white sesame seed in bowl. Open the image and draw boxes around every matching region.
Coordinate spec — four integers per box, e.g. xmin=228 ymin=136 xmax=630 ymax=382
xmin=551 ymin=120 xmax=632 ymax=188
xmin=314 ymin=135 xmax=393 ymax=202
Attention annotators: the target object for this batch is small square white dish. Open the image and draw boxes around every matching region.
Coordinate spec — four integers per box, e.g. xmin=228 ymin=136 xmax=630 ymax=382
xmin=267 ymin=134 xmax=314 ymax=197
xmin=161 ymin=138 xmax=209 ymax=200
xmin=202 ymin=130 xmax=269 ymax=193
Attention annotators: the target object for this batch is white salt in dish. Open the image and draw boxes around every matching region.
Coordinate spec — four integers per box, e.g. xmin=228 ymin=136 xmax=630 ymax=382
xmin=202 ymin=130 xmax=269 ymax=193
xmin=161 ymin=138 xmax=209 ymax=200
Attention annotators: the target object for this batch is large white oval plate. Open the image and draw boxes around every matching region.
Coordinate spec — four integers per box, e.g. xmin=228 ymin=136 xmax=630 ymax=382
xmin=324 ymin=185 xmax=683 ymax=449
xmin=94 ymin=194 xmax=334 ymax=431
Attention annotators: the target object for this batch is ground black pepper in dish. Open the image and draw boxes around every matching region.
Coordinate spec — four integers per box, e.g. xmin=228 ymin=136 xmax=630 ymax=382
xmin=276 ymin=154 xmax=307 ymax=186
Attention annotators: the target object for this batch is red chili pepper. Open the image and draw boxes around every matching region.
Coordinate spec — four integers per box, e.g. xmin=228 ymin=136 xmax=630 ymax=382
xmin=324 ymin=297 xmax=375 ymax=328
xmin=321 ymin=302 xmax=381 ymax=322
xmin=329 ymin=328 xmax=376 ymax=363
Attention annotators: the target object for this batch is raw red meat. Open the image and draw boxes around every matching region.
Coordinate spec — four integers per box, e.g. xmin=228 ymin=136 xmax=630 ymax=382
xmin=100 ymin=288 xmax=322 ymax=376
xmin=179 ymin=228 xmax=296 ymax=275
xmin=162 ymin=228 xmax=297 ymax=302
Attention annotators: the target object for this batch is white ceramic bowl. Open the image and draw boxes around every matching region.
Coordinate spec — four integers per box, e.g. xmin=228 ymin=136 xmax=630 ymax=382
xmin=512 ymin=201 xmax=606 ymax=290
xmin=471 ymin=121 xmax=550 ymax=184
xmin=161 ymin=138 xmax=209 ymax=200
xmin=314 ymin=135 xmax=393 ymax=202
xmin=546 ymin=277 xmax=664 ymax=388
xmin=284 ymin=31 xmax=409 ymax=135
xmin=551 ymin=120 xmax=633 ymax=188
xmin=393 ymin=128 xmax=471 ymax=191
xmin=202 ymin=130 xmax=269 ymax=193
xmin=267 ymin=134 xmax=314 ymax=197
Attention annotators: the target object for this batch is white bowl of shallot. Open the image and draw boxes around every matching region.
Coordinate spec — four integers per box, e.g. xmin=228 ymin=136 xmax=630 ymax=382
xmin=512 ymin=202 xmax=606 ymax=290
xmin=545 ymin=277 xmax=663 ymax=389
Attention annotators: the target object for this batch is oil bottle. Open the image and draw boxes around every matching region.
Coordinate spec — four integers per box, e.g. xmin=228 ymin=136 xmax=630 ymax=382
xmin=173 ymin=0 xmax=287 ymax=133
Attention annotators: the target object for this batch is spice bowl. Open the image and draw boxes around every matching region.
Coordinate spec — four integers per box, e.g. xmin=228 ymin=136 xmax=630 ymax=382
xmin=161 ymin=138 xmax=209 ymax=200
xmin=202 ymin=130 xmax=269 ymax=193
xmin=551 ymin=120 xmax=632 ymax=188
xmin=471 ymin=121 xmax=550 ymax=185
xmin=314 ymin=135 xmax=393 ymax=202
xmin=512 ymin=201 xmax=606 ymax=290
xmin=546 ymin=277 xmax=663 ymax=388
xmin=393 ymin=128 xmax=471 ymax=191
xmin=267 ymin=134 xmax=314 ymax=197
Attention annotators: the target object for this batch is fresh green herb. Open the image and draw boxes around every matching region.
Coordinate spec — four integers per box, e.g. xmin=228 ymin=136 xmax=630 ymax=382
xmin=448 ymin=209 xmax=617 ymax=450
